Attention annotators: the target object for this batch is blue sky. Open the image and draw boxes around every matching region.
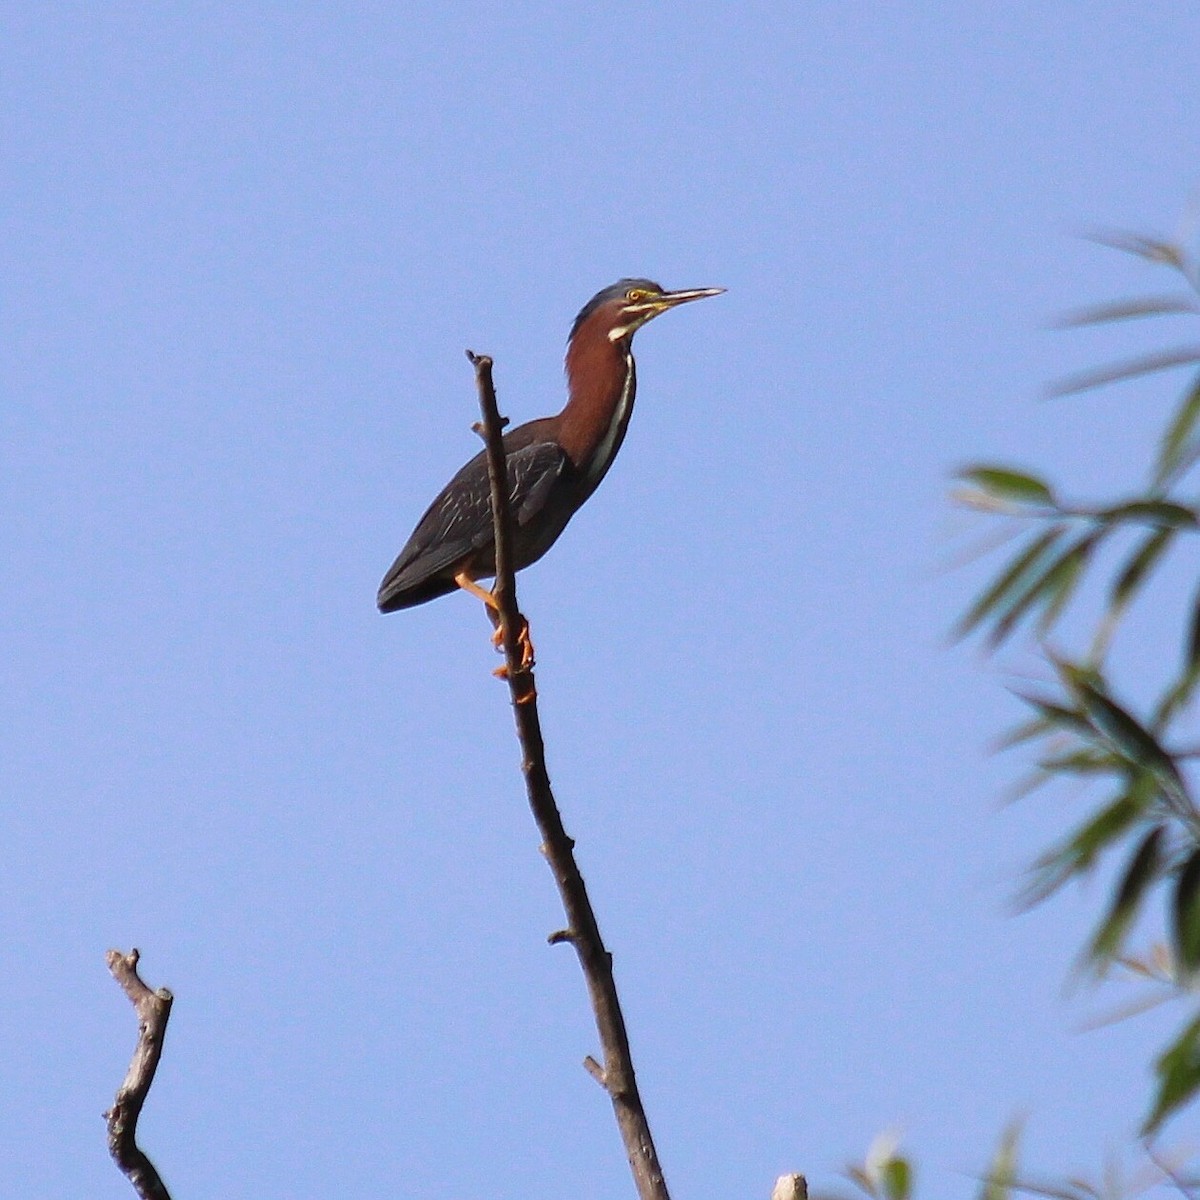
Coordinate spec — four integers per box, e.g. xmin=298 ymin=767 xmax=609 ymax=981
xmin=3 ymin=5 xmax=1200 ymax=1198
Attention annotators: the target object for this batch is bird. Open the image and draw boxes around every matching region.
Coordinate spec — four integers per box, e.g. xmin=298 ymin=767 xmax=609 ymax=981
xmin=376 ymin=279 xmax=724 ymax=637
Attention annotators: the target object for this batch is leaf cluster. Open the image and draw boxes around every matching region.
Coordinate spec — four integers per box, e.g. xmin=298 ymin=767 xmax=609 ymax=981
xmin=957 ymin=231 xmax=1200 ymax=1133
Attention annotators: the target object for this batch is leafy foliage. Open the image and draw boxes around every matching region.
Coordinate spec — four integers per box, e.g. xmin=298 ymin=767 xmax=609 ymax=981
xmin=843 ymin=1131 xmax=914 ymax=1200
xmin=957 ymin=231 xmax=1200 ymax=1133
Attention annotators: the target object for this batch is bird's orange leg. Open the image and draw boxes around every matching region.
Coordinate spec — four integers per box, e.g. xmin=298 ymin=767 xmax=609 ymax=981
xmin=454 ymin=572 xmax=536 ymax=675
xmin=454 ymin=571 xmax=500 ymax=611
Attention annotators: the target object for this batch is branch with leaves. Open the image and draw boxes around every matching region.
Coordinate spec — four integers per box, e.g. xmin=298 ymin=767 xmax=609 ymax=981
xmin=955 ymin=229 xmax=1200 ymax=1133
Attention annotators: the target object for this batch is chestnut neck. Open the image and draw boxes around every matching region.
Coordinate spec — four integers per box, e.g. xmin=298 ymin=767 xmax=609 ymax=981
xmin=558 ymin=324 xmax=636 ymax=482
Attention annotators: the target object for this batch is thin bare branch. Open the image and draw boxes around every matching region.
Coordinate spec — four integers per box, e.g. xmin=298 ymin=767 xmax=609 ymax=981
xmin=104 ymin=949 xmax=174 ymax=1200
xmin=466 ymin=349 xmax=672 ymax=1200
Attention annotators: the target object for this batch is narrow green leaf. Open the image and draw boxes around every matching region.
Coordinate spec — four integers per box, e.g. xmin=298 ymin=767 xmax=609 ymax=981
xmin=1014 ymin=693 xmax=1092 ymax=738
xmin=1053 ymin=295 xmax=1199 ymax=328
xmin=995 ymin=714 xmax=1056 ymax=751
xmin=1156 ymin=585 xmax=1200 ymax=729
xmin=1156 ymin=375 xmax=1200 ymax=487
xmin=1036 ymin=748 xmax=1119 ymax=778
xmin=955 ymin=526 xmax=1065 ymax=640
xmin=846 ymin=1167 xmax=876 ymax=1198
xmin=1034 ymin=533 xmax=1096 ymax=635
xmin=1187 ymin=583 xmax=1200 ymax=681
xmin=1075 ymin=787 xmax=1156 ymax=861
xmin=1094 ymin=527 xmax=1174 ymax=673
xmin=1085 ymin=230 xmax=1188 ymax=270
xmin=882 ymin=1157 xmax=911 ymax=1200
xmin=978 ymin=1118 xmax=1022 ymax=1200
xmin=1154 ymin=671 xmax=1200 ymax=732
xmin=1023 ymin=791 xmax=1149 ymax=905
xmin=1097 ymin=527 xmax=1175 ymax=656
xmin=1087 ymin=824 xmax=1164 ymax=964
xmin=988 ymin=532 xmax=1101 ymax=647
xmin=1172 ymin=848 xmax=1200 ymax=974
xmin=1111 ymin=528 xmax=1174 ymax=614
xmin=1046 ymin=346 xmax=1200 ymax=398
xmin=1060 ymin=667 xmax=1188 ymax=800
xmin=1144 ymin=1014 xmax=1200 ymax=1133
xmin=1095 ymin=500 xmax=1198 ymax=529
xmin=957 ymin=465 xmax=1056 ymax=506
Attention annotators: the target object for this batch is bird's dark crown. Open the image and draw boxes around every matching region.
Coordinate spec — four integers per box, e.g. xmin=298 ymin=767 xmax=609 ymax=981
xmin=569 ymin=278 xmax=666 ymax=343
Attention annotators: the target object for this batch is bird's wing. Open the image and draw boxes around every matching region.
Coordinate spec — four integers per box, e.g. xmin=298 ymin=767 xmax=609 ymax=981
xmin=510 ymin=441 xmax=571 ymax=525
xmin=380 ymin=439 xmax=570 ymax=596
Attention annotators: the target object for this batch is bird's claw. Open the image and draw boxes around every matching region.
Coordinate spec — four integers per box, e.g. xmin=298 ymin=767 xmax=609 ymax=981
xmin=491 ymin=616 xmax=535 ymax=668
xmin=491 ymin=618 xmax=536 ymax=706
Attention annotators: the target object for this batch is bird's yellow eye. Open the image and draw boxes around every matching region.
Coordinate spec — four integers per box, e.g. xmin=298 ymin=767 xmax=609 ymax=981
xmin=626 ymin=288 xmax=649 ymax=302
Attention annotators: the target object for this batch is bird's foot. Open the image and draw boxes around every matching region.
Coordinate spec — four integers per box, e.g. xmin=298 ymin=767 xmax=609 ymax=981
xmin=491 ymin=617 xmax=535 ymax=668
xmin=491 ymin=617 xmax=536 ymax=704
xmin=516 ymin=618 xmax=535 ymax=670
xmin=492 ymin=662 xmax=538 ymax=703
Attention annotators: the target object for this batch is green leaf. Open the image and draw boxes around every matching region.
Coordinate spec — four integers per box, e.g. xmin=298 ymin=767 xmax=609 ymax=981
xmin=1097 ymin=526 xmax=1176 ymax=657
xmin=1156 ymin=374 xmax=1200 ymax=487
xmin=1095 ymin=499 xmax=1198 ymax=528
xmin=990 ymin=535 xmax=1096 ymax=646
xmin=978 ymin=1118 xmax=1022 ymax=1200
xmin=1033 ymin=533 xmax=1098 ymax=635
xmin=1021 ymin=694 xmax=1091 ymax=726
xmin=1154 ymin=672 xmax=1200 ymax=732
xmin=956 ymin=526 xmax=1065 ymax=640
xmin=1052 ymin=295 xmax=1199 ymax=328
xmin=1155 ymin=584 xmax=1200 ymax=729
xmin=994 ymin=714 xmax=1056 ymax=751
xmin=1036 ymin=747 xmax=1120 ymax=778
xmin=1087 ymin=824 xmax=1164 ymax=965
xmin=1144 ymin=1014 xmax=1200 ymax=1133
xmin=1111 ymin=527 xmax=1174 ymax=613
xmin=846 ymin=1167 xmax=876 ymax=1198
xmin=1023 ymin=790 xmax=1150 ymax=904
xmin=957 ymin=465 xmax=1057 ymax=506
xmin=1085 ymin=230 xmax=1189 ymax=270
xmin=1046 ymin=346 xmax=1200 ymax=398
xmin=1173 ymin=848 xmax=1200 ymax=975
xmin=1059 ymin=666 xmax=1189 ymax=803
xmin=881 ymin=1157 xmax=911 ymax=1200
xmin=1013 ymin=693 xmax=1092 ymax=738
xmin=1187 ymin=583 xmax=1200 ymax=682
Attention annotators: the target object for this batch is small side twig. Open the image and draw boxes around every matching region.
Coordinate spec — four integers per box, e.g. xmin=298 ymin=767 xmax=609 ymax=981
xmin=466 ymin=350 xmax=671 ymax=1200
xmin=105 ymin=949 xmax=174 ymax=1200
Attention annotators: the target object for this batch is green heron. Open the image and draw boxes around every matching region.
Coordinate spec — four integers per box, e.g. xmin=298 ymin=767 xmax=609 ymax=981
xmin=376 ymin=279 xmax=724 ymax=637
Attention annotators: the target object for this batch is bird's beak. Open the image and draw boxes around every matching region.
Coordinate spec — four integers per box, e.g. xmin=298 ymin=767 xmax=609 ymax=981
xmin=656 ymin=286 xmax=726 ymax=310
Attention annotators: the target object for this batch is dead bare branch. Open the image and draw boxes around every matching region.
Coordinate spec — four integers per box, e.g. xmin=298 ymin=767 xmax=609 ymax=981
xmin=105 ymin=949 xmax=174 ymax=1200
xmin=466 ymin=349 xmax=672 ymax=1200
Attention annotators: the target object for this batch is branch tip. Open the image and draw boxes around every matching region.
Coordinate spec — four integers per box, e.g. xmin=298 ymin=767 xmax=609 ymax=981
xmin=105 ymin=950 xmax=174 ymax=1200
xmin=771 ymin=1174 xmax=808 ymax=1200
xmin=583 ymin=1055 xmax=608 ymax=1088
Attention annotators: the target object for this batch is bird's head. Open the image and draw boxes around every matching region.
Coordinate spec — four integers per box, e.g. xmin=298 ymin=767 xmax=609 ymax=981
xmin=569 ymin=278 xmax=725 ymax=348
